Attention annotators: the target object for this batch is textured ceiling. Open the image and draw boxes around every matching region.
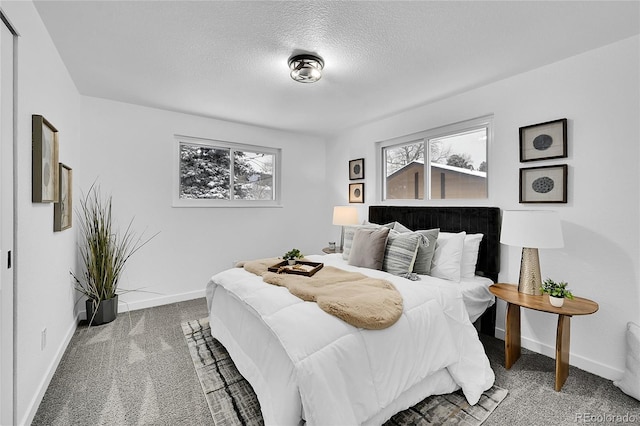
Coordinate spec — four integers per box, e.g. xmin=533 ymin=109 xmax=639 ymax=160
xmin=34 ymin=1 xmax=639 ymax=137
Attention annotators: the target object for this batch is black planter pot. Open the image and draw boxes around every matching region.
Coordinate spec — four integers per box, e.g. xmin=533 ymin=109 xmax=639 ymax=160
xmin=86 ymin=295 xmax=118 ymax=326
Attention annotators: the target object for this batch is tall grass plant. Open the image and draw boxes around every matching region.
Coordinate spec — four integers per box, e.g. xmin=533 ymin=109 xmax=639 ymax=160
xmin=72 ymin=184 xmax=157 ymax=321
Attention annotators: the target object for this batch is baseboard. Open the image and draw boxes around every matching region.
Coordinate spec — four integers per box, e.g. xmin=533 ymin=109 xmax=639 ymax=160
xmin=20 ymin=312 xmax=80 ymax=426
xmin=80 ymin=289 xmax=206 ymax=320
xmin=494 ymin=326 xmax=624 ymax=381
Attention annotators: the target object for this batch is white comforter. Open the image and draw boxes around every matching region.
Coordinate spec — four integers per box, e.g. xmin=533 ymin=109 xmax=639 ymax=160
xmin=206 ymin=254 xmax=494 ymax=425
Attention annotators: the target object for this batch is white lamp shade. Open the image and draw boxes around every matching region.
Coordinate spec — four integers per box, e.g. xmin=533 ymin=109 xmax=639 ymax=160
xmin=332 ymin=206 xmax=359 ymax=226
xmin=500 ymin=210 xmax=564 ymax=248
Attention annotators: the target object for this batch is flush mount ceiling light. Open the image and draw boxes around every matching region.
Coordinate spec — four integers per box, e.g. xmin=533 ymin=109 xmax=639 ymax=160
xmin=288 ymin=53 xmax=324 ymax=83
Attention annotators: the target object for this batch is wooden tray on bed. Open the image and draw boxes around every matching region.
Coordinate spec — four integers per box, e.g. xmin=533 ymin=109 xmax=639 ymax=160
xmin=268 ymin=261 xmax=324 ymax=277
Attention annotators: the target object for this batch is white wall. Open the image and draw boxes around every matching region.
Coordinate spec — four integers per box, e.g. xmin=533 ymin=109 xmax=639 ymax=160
xmin=78 ymin=97 xmax=329 ymax=311
xmin=0 ymin=1 xmax=82 ymax=424
xmin=326 ymin=36 xmax=640 ymax=381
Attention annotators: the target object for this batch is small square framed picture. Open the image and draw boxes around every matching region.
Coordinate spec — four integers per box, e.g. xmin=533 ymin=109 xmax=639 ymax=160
xmin=349 ymin=158 xmax=364 ymax=180
xmin=349 ymin=183 xmax=364 ymax=203
xmin=520 ymin=164 xmax=567 ymax=203
xmin=519 ymin=118 xmax=567 ymax=162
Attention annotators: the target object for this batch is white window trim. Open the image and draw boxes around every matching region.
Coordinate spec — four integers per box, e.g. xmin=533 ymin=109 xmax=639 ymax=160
xmin=172 ymin=134 xmax=282 ymax=208
xmin=376 ymin=115 xmax=493 ymax=203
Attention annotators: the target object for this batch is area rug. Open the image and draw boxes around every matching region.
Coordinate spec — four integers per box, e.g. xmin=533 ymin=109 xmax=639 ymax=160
xmin=182 ymin=318 xmax=508 ymax=425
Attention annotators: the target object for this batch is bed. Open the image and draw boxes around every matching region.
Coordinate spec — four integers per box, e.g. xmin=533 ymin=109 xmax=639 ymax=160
xmin=368 ymin=206 xmax=500 ymax=334
xmin=206 ymin=206 xmax=500 ymax=425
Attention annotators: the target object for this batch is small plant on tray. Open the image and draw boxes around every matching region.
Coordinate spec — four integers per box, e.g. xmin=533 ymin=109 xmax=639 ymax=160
xmin=283 ymin=248 xmax=303 ymax=264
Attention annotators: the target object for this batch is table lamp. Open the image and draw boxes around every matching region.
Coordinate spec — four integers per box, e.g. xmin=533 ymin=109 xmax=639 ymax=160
xmin=333 ymin=206 xmax=359 ymax=251
xmin=500 ymin=210 xmax=564 ymax=295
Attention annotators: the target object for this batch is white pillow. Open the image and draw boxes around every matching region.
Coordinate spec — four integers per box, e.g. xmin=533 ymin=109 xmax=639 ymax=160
xmin=440 ymin=232 xmax=483 ymax=278
xmin=462 ymin=233 xmax=483 ymax=278
xmin=614 ymin=322 xmax=640 ymax=401
xmin=430 ymin=231 xmax=466 ymax=282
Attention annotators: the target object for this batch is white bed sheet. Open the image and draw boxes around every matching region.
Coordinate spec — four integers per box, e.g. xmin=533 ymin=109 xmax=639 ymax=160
xmin=459 ymin=276 xmax=495 ymax=322
xmin=206 ymin=254 xmax=494 ymax=425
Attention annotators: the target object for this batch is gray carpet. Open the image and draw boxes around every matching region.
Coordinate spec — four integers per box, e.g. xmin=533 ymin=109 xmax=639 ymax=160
xmin=33 ymin=298 xmax=639 ymax=425
xmin=479 ymin=333 xmax=640 ymax=426
xmin=32 ymin=299 xmax=213 ymax=426
xmin=182 ymin=317 xmax=508 ymax=426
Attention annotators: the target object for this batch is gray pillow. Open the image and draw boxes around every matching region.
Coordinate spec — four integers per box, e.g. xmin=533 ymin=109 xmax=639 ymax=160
xmin=392 ymin=222 xmax=412 ymax=233
xmin=363 ymin=220 xmax=395 ymax=229
xmin=348 ymin=227 xmax=390 ymax=270
xmin=382 ymin=229 xmax=421 ymax=276
xmin=413 ymin=228 xmax=440 ymax=275
xmin=342 ymin=225 xmax=381 ymax=260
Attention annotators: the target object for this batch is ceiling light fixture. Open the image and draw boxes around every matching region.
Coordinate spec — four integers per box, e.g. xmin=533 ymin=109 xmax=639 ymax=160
xmin=288 ymin=53 xmax=324 ymax=83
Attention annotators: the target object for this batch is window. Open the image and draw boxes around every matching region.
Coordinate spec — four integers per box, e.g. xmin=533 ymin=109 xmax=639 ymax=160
xmin=380 ymin=116 xmax=490 ymax=201
xmin=173 ymin=136 xmax=280 ymax=207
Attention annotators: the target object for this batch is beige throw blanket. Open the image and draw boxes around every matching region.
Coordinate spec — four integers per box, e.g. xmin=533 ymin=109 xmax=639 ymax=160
xmin=239 ymin=258 xmax=403 ymax=330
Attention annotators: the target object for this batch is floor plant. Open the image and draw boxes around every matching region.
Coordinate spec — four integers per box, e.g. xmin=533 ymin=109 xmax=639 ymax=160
xmin=72 ymin=184 xmax=157 ymax=325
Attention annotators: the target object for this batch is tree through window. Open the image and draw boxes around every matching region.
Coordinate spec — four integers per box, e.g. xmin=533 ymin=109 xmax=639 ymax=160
xmin=174 ymin=137 xmax=280 ymax=206
xmin=381 ymin=117 xmax=490 ymax=200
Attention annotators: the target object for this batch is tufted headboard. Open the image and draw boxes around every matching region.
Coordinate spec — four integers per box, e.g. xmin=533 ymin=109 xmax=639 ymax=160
xmin=368 ymin=206 xmax=501 ymax=282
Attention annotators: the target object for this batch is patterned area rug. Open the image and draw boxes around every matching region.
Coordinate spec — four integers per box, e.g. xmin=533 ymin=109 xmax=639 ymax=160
xmin=182 ymin=318 xmax=508 ymax=425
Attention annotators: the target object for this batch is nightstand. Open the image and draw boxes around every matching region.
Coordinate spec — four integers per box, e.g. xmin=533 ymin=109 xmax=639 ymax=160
xmin=322 ymin=247 xmax=343 ymax=254
xmin=489 ymin=283 xmax=598 ymax=391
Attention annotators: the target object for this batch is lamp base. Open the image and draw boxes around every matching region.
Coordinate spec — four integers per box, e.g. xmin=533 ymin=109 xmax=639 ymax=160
xmin=518 ymin=247 xmax=542 ymax=295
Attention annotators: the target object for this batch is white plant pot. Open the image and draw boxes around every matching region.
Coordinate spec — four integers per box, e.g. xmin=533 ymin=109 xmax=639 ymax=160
xmin=287 ymin=259 xmax=296 ymax=265
xmin=549 ymin=295 xmax=564 ymax=307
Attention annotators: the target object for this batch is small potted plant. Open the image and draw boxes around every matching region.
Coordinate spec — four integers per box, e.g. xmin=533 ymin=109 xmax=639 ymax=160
xmin=541 ymin=278 xmax=574 ymax=307
xmin=283 ymin=248 xmax=303 ymax=265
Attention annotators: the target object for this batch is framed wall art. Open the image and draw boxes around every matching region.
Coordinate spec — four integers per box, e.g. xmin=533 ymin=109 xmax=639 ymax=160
xmin=520 ymin=164 xmax=567 ymax=203
xmin=32 ymin=115 xmax=59 ymax=202
xmin=349 ymin=158 xmax=364 ymax=180
xmin=54 ymin=163 xmax=72 ymax=231
xmin=519 ymin=118 xmax=567 ymax=162
xmin=349 ymin=183 xmax=364 ymax=203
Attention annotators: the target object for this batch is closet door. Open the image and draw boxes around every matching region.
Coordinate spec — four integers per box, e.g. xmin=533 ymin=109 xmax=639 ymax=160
xmin=0 ymin=12 xmax=16 ymax=426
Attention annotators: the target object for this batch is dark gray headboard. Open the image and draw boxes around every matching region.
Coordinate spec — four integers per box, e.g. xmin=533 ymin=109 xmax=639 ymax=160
xmin=368 ymin=206 xmax=501 ymax=282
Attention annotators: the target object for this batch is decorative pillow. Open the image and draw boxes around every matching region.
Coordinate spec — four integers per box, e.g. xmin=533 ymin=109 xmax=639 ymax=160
xmin=391 ymin=223 xmax=439 ymax=274
xmin=614 ymin=322 xmax=640 ymax=401
xmin=363 ymin=220 xmax=396 ymax=229
xmin=382 ymin=229 xmax=421 ymax=276
xmin=430 ymin=231 xmax=466 ymax=282
xmin=342 ymin=225 xmax=380 ymax=260
xmin=413 ymin=228 xmax=440 ymax=275
xmin=348 ymin=227 xmax=390 ymax=270
xmin=392 ymin=222 xmax=412 ymax=233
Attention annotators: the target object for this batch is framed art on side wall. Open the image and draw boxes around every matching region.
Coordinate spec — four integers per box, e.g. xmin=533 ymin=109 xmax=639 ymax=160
xmin=349 ymin=183 xmax=364 ymax=203
xmin=32 ymin=115 xmax=59 ymax=202
xmin=54 ymin=163 xmax=72 ymax=231
xmin=349 ymin=158 xmax=364 ymax=180
xmin=520 ymin=164 xmax=567 ymax=203
xmin=519 ymin=118 xmax=567 ymax=162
